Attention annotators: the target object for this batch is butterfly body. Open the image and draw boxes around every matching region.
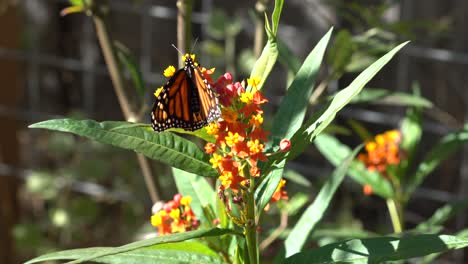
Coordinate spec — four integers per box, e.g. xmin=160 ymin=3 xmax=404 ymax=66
xmin=151 ymin=55 xmax=220 ymax=132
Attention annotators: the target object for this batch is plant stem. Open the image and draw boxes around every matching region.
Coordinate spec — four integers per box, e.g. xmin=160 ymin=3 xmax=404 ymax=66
xmin=259 ymin=211 xmax=288 ymax=250
xmin=177 ymin=0 xmax=193 ymax=66
xmin=91 ymin=5 xmax=160 ymax=203
xmin=386 ymin=198 xmax=402 ymax=233
xmin=254 ymin=0 xmax=268 ymax=58
xmin=245 ymin=178 xmax=259 ymax=264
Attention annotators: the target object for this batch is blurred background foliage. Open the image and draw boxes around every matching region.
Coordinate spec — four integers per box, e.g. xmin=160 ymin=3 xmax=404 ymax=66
xmin=1 ymin=0 xmax=467 ymax=263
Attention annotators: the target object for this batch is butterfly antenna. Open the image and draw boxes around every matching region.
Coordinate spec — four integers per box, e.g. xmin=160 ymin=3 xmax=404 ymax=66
xmin=171 ymin=44 xmax=184 ymax=56
xmin=190 ymin=38 xmax=199 ymax=53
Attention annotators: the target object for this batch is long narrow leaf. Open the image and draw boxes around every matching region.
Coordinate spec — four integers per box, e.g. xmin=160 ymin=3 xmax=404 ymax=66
xmin=314 ymin=134 xmax=394 ymax=198
xmin=29 ymin=119 xmax=217 ymax=177
xmin=348 ymin=88 xmax=433 ymax=108
xmin=255 ymin=159 xmax=286 ymax=215
xmin=405 ymin=128 xmax=468 ymax=196
xmin=172 ymin=167 xmax=216 ymax=224
xmin=284 ymin=145 xmax=362 ymax=257
xmin=283 ymin=234 xmax=468 ymax=264
xmin=26 ymin=242 xmax=226 ymax=264
xmin=288 ymin=42 xmax=409 ymax=160
xmin=416 ymin=198 xmax=468 ymax=233
xmin=248 ymin=0 xmax=284 ymax=91
xmin=115 ymin=42 xmax=146 ymax=99
xmin=269 ymin=28 xmax=333 ymax=146
xmin=58 ymin=228 xmax=237 ymax=264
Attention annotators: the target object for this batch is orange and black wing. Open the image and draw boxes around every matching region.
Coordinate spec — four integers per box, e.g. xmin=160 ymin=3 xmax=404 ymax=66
xmin=192 ymin=66 xmax=220 ymax=123
xmin=151 ymin=66 xmax=220 ymax=132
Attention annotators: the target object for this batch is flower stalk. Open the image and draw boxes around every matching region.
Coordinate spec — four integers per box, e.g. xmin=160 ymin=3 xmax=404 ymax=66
xmin=244 ymin=178 xmax=259 ymax=264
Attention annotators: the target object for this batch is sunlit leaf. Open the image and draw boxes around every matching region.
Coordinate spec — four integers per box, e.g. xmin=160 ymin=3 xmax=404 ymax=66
xmin=284 ymin=234 xmax=468 ymax=264
xmin=284 ymin=145 xmax=362 ymax=257
xmin=29 ymin=119 xmax=217 ymax=177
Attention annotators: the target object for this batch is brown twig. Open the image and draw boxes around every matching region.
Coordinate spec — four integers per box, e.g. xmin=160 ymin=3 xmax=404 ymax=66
xmin=259 ymin=211 xmax=288 ymax=251
xmin=91 ymin=4 xmax=160 ymax=203
xmin=177 ymin=0 xmax=193 ymax=66
xmin=254 ymin=0 xmax=269 ymax=58
xmin=309 ymin=79 xmax=329 ymax=105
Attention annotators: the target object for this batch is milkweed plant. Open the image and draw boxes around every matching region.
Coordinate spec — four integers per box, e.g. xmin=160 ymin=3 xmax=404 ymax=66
xmin=26 ymin=0 xmax=468 ymax=264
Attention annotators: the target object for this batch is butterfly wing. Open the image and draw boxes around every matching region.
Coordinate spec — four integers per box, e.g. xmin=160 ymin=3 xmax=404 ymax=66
xmin=151 ymin=65 xmax=220 ymax=132
xmin=192 ymin=66 xmax=221 ymax=123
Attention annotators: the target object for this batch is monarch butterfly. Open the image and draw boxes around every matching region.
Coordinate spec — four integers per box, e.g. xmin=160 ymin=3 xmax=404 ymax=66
xmin=151 ymin=54 xmax=221 ymax=132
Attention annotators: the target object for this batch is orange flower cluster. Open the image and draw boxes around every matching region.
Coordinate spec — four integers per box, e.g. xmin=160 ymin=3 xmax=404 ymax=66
xmin=205 ymin=75 xmax=268 ymax=193
xmin=358 ymin=130 xmax=402 ymax=175
xmin=151 ymin=194 xmax=199 ymax=236
xmin=265 ymin=179 xmax=289 ymax=211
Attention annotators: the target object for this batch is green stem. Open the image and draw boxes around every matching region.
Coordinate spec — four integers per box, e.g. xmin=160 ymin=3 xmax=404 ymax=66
xmin=386 ymin=198 xmax=402 ymax=233
xmin=245 ymin=178 xmax=259 ymax=264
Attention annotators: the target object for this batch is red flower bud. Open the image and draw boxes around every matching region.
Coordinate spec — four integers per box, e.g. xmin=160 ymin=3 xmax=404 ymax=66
xmin=279 ymin=139 xmax=291 ymax=152
xmin=363 ymin=184 xmax=373 ymax=196
xmin=173 ymin=194 xmax=183 ymax=204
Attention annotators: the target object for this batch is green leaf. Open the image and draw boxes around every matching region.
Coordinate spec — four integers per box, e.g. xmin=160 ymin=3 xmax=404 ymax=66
xmin=405 ymin=128 xmax=468 ymax=196
xmin=35 ymin=228 xmax=237 ymax=264
xmin=277 ymin=39 xmax=301 ymax=74
xmin=269 ymin=28 xmax=333 ymax=146
xmin=284 ymin=145 xmax=362 ymax=257
xmin=169 ymin=127 xmax=215 ymax=143
xmin=114 ymin=42 xmax=146 ymax=99
xmin=347 ymin=119 xmax=373 ymax=141
xmin=312 ymin=228 xmax=375 ymax=240
xmin=172 ymin=167 xmax=216 ymax=224
xmin=288 ymin=42 xmax=409 ymax=160
xmin=284 ymin=193 xmax=309 ymax=216
xmin=255 ymin=159 xmax=286 ymax=215
xmin=327 ymin=29 xmax=355 ymax=79
xmin=416 ymin=198 xmax=468 ymax=233
xmin=29 ymin=119 xmax=217 ymax=177
xmin=271 ymin=0 xmax=284 ymax=35
xmin=283 ymin=169 xmax=311 ymax=188
xmin=314 ymin=134 xmax=394 ymax=198
xmin=248 ymin=0 xmax=284 ymax=91
xmin=421 ymin=229 xmax=468 ymax=264
xmin=348 ymin=88 xmax=433 ymax=108
xmin=399 ymin=86 xmax=423 ymax=180
xmin=283 ymin=234 xmax=468 ymax=264
xmin=26 ymin=242 xmax=226 ymax=264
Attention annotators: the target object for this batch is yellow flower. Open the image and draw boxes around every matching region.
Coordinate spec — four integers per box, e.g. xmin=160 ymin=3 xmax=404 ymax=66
xmin=247 ymin=77 xmax=261 ymax=90
xmin=151 ymin=211 xmax=166 ymax=227
xmin=154 ymin=86 xmax=164 ymax=98
xmin=240 ymin=91 xmax=254 ymax=104
xmin=180 ymin=196 xmax=192 ymax=206
xmin=151 ymin=213 xmax=163 ymax=227
xmin=169 ymin=208 xmax=180 ymax=220
xmin=247 ymin=139 xmax=264 ymax=154
xmin=375 ymin=134 xmax=385 ymax=145
xmin=206 ymin=123 xmax=219 ymax=135
xmin=225 ymin=132 xmax=242 ymax=147
xmin=249 ymin=113 xmax=264 ymax=126
xmin=219 ymin=171 xmax=233 ymax=188
xmin=210 ymin=153 xmax=223 ymax=169
xmin=365 ymin=142 xmax=377 ymax=152
xmin=385 ymin=130 xmax=401 ymax=141
xmin=163 ymin=65 xmax=176 ymax=77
